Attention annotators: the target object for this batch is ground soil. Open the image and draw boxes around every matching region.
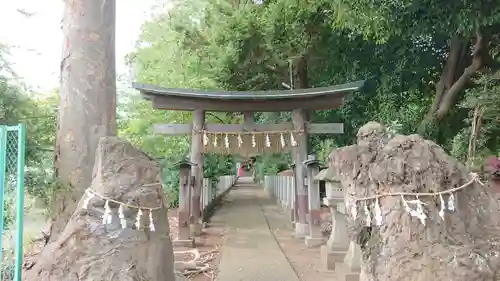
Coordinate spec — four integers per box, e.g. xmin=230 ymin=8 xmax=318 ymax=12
xmin=20 ymin=180 xmax=330 ymax=281
xmin=169 ymin=190 xmax=335 ymax=281
xmin=169 ymin=209 xmax=226 ymax=281
xmin=262 ymin=203 xmax=336 ymax=281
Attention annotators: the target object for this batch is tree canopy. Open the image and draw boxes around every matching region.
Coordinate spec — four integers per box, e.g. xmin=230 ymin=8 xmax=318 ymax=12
xmin=128 ymin=0 xmax=499 ymax=169
xmin=1 ymin=0 xmax=499 ymax=223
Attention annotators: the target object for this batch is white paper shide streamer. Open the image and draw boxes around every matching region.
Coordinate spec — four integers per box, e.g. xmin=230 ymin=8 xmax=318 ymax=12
xmin=351 ymin=174 xmax=480 ymax=229
xmin=438 ymin=194 xmax=446 ymax=220
xmin=135 ymin=209 xmax=143 ymax=230
xmin=401 ymin=195 xmax=412 ymax=214
xmin=415 ymin=198 xmax=427 ymax=225
xmin=118 ymin=204 xmax=127 ymax=229
xmin=149 ymin=210 xmax=156 ymax=232
xmin=447 ymin=193 xmax=455 ymax=211
xmin=350 ymin=202 xmax=358 ymax=220
xmin=102 ymin=200 xmax=112 ymax=225
xmin=85 ymin=188 xmax=161 ymax=232
xmin=203 ymin=132 xmax=209 ymax=146
xmin=400 ymin=195 xmax=428 ymax=225
xmin=237 ymin=134 xmax=243 ymax=147
xmin=252 ymin=134 xmax=256 ymax=148
xmin=265 ymin=133 xmax=271 ymax=147
xmin=224 ymin=134 xmax=230 ymax=148
xmin=364 ymin=204 xmax=371 ymax=226
xmin=290 ymin=132 xmax=297 ymax=146
xmin=212 ymin=135 xmax=218 ymax=147
xmin=280 ymin=133 xmax=285 ymax=148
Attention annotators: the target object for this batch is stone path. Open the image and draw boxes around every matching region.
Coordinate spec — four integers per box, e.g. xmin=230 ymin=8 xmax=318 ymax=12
xmin=216 ymin=178 xmax=300 ymax=281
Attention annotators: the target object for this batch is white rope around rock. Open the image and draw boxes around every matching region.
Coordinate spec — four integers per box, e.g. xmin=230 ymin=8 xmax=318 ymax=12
xmin=349 ymin=173 xmax=483 ymax=226
xmin=81 ymin=188 xmax=162 ymax=232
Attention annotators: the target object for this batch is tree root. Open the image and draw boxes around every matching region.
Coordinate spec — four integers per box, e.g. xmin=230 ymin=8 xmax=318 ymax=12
xmin=174 ymin=249 xmax=218 ymax=279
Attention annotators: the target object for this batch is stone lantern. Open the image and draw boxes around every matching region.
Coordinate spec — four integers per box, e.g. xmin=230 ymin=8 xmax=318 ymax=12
xmin=172 ymin=160 xmax=197 ymax=248
xmin=315 ymin=167 xmax=362 ymax=280
xmin=314 ymin=167 xmax=350 ymax=270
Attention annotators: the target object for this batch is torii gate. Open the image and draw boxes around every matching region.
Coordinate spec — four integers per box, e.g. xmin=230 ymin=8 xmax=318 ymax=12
xmin=133 ymin=80 xmax=365 ymax=240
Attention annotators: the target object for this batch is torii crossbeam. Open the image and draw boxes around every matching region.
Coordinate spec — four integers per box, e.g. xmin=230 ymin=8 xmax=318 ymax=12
xmin=133 ymin=80 xmax=365 ymax=243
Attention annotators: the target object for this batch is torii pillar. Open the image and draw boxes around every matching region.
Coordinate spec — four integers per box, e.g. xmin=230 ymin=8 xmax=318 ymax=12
xmin=292 ymin=109 xmax=309 ymax=238
xmin=190 ymin=109 xmax=205 ymax=236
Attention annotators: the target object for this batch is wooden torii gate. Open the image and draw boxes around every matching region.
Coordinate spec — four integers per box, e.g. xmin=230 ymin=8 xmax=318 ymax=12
xmin=133 ymin=80 xmax=365 ymax=242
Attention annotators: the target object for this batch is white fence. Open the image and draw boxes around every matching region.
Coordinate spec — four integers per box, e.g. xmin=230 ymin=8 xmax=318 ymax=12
xmin=201 ymin=175 xmax=237 ymax=213
xmin=264 ymin=175 xmax=295 ymax=216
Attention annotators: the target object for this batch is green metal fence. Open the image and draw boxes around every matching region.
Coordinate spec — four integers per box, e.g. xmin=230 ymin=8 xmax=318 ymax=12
xmin=0 ymin=125 xmax=26 ymax=281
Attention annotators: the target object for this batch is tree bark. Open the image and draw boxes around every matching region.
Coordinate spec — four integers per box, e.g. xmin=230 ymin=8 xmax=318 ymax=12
xmin=419 ymin=29 xmax=492 ymax=132
xmin=52 ymin=0 xmax=116 ymax=241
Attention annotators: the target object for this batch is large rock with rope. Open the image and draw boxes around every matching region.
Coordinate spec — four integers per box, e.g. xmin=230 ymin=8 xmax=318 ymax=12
xmin=23 ymin=137 xmax=179 ymax=281
xmin=329 ymin=122 xmax=500 ymax=281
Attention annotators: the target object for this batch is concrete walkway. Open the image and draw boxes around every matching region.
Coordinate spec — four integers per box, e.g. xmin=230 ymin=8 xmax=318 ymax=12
xmin=216 ymin=178 xmax=300 ymax=281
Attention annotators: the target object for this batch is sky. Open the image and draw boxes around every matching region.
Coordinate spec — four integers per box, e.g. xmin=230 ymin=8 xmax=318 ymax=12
xmin=0 ymin=0 xmax=159 ymax=92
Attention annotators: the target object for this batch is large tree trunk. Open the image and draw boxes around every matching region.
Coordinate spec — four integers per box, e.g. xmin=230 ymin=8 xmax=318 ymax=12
xmin=52 ymin=0 xmax=116 ymax=241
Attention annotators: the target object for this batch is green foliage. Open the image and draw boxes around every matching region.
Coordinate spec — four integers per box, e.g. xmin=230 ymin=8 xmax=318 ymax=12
xmin=124 ymin=0 xmax=500 ymax=179
xmin=457 ymin=70 xmax=500 ymax=162
xmin=1 ymin=42 xmax=60 ymax=221
xmin=330 ymin=0 xmax=500 ymax=43
xmin=3 ymin=0 xmax=500 ymax=215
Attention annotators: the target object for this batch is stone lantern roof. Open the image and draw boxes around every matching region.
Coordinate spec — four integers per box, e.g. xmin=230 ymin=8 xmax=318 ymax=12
xmin=314 ymin=167 xmax=340 ymax=182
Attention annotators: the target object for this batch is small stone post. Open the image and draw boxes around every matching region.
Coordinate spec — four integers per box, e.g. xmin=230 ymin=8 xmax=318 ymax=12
xmin=173 ymin=160 xmax=196 ymax=248
xmin=303 ymin=156 xmax=324 ymax=247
